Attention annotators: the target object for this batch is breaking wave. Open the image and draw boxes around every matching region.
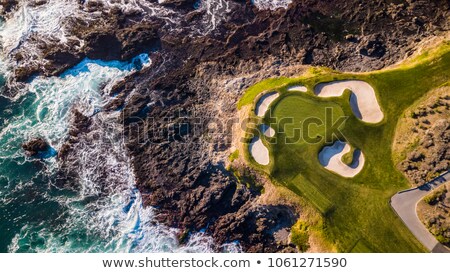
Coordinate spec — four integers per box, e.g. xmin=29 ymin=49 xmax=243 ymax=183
xmin=0 ymin=0 xmax=243 ymax=253
xmin=0 ymin=51 xmax=240 ymax=253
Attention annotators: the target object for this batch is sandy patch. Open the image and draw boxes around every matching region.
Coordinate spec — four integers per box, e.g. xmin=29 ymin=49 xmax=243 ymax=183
xmin=255 ymin=92 xmax=279 ymax=117
xmin=260 ymin=124 xmax=275 ymax=137
xmin=314 ymin=80 xmax=384 ymax=123
xmin=288 ymin=85 xmax=308 ymax=92
xmin=249 ymin=137 xmax=270 ymax=165
xmin=318 ymin=141 xmax=365 ymax=178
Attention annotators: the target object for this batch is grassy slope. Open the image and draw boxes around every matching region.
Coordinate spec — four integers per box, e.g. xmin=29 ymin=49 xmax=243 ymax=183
xmin=239 ymin=41 xmax=450 ymax=252
xmin=392 ymin=85 xmax=450 ymax=169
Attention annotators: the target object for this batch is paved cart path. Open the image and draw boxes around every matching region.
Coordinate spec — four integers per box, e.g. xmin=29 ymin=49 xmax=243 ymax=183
xmin=391 ymin=171 xmax=450 ymax=253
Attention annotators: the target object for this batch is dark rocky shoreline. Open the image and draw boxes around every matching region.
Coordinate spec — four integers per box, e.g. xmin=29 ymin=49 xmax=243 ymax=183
xmin=6 ymin=0 xmax=450 ymax=252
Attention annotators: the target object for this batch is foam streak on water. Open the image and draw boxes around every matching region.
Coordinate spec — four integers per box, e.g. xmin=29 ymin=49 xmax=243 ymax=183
xmin=252 ymin=0 xmax=292 ymax=10
xmin=0 ymin=0 xmax=85 ymax=78
xmin=0 ymin=0 xmax=234 ymax=73
xmin=0 ymin=53 xmax=230 ymax=253
xmin=0 ymin=0 xmax=242 ymax=254
xmin=196 ymin=0 xmax=232 ymax=33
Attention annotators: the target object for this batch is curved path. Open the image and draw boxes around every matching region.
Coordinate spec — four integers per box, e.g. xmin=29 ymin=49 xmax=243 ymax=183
xmin=391 ymin=171 xmax=450 ymax=253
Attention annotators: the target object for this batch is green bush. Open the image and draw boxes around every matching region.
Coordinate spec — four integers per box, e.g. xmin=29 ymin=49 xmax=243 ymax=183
xmin=423 ymin=187 xmax=447 ymax=205
xmin=228 ymin=150 xmax=239 ymax=162
xmin=436 ymin=234 xmax=450 ymax=244
xmin=291 ymin=221 xmax=310 ymax=252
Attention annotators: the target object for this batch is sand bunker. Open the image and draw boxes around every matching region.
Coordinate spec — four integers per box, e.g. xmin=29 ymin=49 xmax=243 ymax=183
xmin=314 ymin=80 xmax=384 ymax=123
xmin=249 ymin=137 xmax=270 ymax=165
xmin=318 ymin=141 xmax=365 ymax=178
xmin=288 ymin=85 xmax=307 ymax=92
xmin=260 ymin=124 xmax=275 ymax=137
xmin=255 ymin=92 xmax=279 ymax=117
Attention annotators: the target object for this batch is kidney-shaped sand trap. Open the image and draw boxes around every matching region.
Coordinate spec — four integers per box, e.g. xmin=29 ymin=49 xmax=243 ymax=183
xmin=318 ymin=140 xmax=365 ymax=178
xmin=314 ymin=80 xmax=384 ymax=123
xmin=249 ymin=136 xmax=270 ymax=165
xmin=288 ymin=85 xmax=307 ymax=92
xmin=255 ymin=92 xmax=279 ymax=117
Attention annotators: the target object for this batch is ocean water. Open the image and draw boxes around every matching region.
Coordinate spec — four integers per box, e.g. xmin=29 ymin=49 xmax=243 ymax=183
xmin=0 ymin=0 xmax=245 ymax=252
xmin=0 ymin=52 xmax=237 ymax=253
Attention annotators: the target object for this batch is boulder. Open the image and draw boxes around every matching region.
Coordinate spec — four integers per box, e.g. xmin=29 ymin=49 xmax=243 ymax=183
xmin=22 ymin=138 xmax=51 ymax=157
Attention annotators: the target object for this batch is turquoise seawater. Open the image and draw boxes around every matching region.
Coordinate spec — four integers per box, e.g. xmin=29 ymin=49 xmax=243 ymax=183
xmin=0 ymin=2 xmax=244 ymax=252
xmin=0 ymin=53 xmax=225 ymax=253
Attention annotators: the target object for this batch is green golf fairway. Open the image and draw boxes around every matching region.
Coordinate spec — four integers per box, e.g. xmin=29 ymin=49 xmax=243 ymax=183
xmin=270 ymin=95 xmax=345 ymax=142
xmin=239 ymin=41 xmax=450 ymax=252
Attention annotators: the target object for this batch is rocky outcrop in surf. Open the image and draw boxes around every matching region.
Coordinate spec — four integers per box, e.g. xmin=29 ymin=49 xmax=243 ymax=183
xmin=22 ymin=138 xmax=51 ymax=157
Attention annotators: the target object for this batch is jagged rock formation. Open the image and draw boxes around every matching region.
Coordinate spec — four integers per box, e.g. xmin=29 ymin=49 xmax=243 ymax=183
xmin=3 ymin=0 xmax=449 ymax=83
xmin=22 ymin=137 xmax=51 ymax=157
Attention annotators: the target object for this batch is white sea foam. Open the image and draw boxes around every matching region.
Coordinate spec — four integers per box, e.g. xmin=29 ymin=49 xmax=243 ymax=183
xmin=252 ymin=0 xmax=292 ymax=10
xmin=0 ymin=0 xmax=85 ymax=73
xmin=2 ymin=53 xmax=235 ymax=253
xmin=0 ymin=57 xmax=146 ymax=162
xmin=0 ymin=52 xmax=240 ymax=252
xmin=0 ymin=0 xmax=235 ymax=85
xmin=195 ymin=0 xmax=232 ymax=34
xmin=0 ymin=0 xmax=241 ymax=254
xmin=0 ymin=0 xmax=174 ymax=82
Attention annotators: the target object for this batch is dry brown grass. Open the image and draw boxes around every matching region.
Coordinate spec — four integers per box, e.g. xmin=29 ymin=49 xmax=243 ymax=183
xmin=417 ymin=184 xmax=450 ymax=246
xmin=392 ymin=85 xmax=450 ymax=184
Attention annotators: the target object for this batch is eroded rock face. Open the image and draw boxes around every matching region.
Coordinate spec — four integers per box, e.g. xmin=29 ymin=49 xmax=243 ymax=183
xmin=212 ymin=204 xmax=298 ymax=252
xmin=5 ymin=0 xmax=450 ymax=252
xmin=5 ymin=0 xmax=450 ymax=82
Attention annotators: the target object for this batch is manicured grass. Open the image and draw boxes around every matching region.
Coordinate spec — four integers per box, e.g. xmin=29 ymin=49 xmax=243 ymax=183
xmin=341 ymin=146 xmax=355 ymax=166
xmin=240 ymin=41 xmax=450 ymax=252
xmin=237 ymin=77 xmax=291 ymax=109
xmin=270 ymin=95 xmax=345 ymax=142
xmin=350 ymin=239 xmax=373 ymax=253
